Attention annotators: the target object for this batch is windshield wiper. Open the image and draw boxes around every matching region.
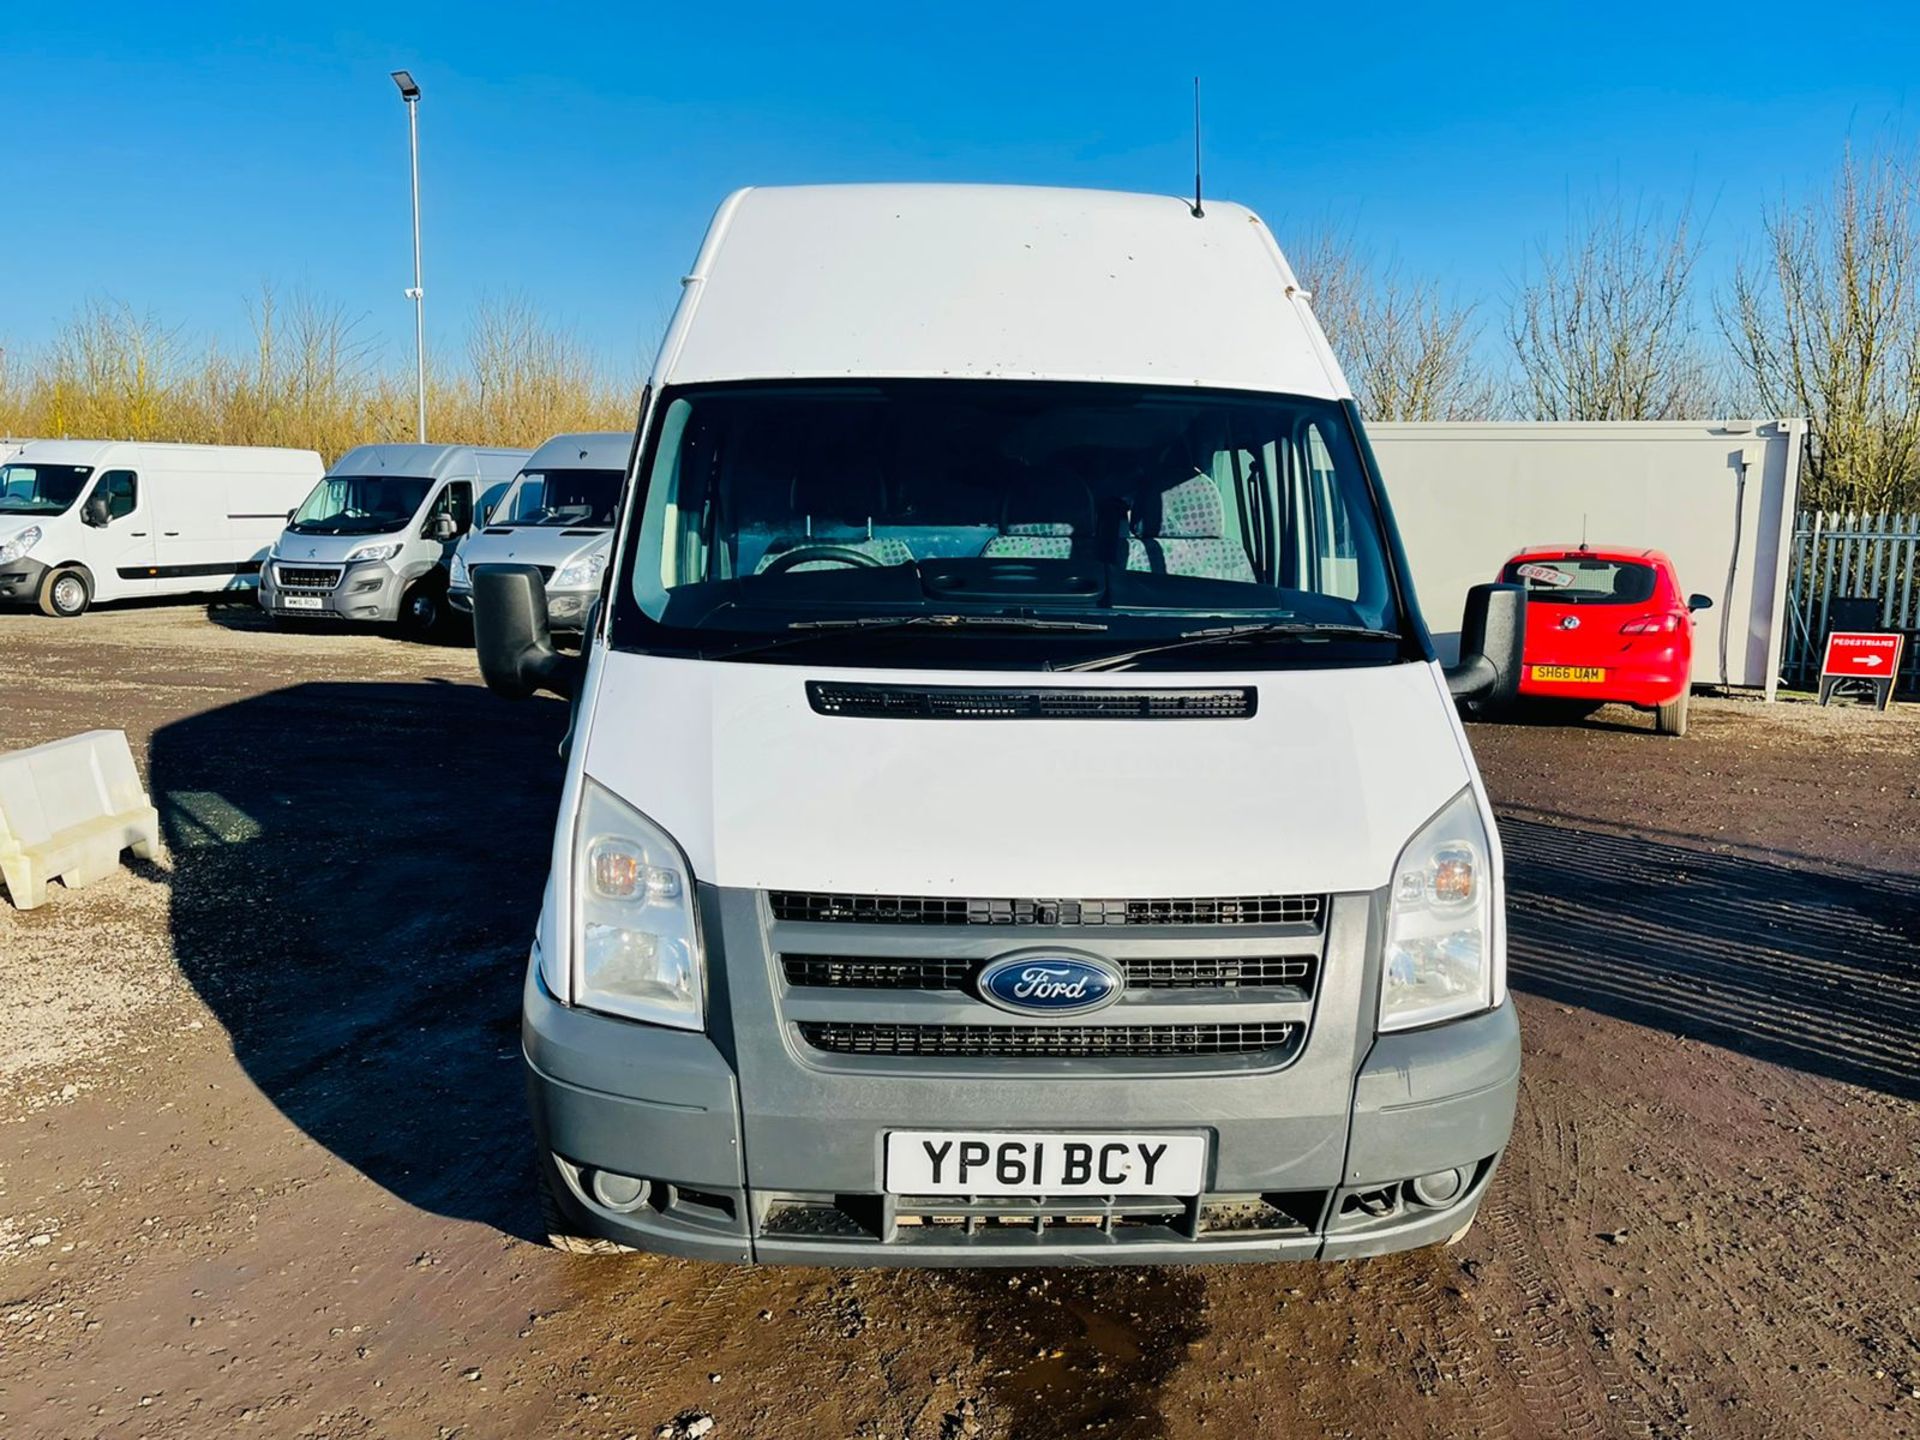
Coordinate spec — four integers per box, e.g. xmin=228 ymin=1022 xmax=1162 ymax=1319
xmin=704 ymin=612 xmax=1107 ymax=661
xmin=1057 ymin=620 xmax=1402 ymax=672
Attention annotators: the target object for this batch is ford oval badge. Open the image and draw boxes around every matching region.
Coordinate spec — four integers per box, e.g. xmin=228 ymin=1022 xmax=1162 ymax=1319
xmin=976 ymin=952 xmax=1124 ymax=1016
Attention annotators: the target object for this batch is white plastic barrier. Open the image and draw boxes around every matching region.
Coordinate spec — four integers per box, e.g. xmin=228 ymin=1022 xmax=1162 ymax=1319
xmin=0 ymin=729 xmax=164 ymax=910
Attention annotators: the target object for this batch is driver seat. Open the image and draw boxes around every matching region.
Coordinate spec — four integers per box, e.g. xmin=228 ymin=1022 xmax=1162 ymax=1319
xmin=754 ymin=462 xmax=914 ymax=572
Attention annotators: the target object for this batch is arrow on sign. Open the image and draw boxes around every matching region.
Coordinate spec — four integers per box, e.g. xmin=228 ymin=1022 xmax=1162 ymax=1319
xmin=1862 ymin=655 xmax=1886 ymax=667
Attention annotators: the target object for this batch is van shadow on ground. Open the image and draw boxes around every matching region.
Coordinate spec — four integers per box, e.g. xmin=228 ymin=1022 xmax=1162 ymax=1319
xmin=149 ymin=680 xmax=569 ymax=1236
xmin=1502 ymin=815 xmax=1920 ymax=1101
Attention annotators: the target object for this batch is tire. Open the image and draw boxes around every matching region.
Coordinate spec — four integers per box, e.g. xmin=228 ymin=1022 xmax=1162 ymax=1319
xmin=1654 ymin=687 xmax=1690 ymax=737
xmin=397 ymin=581 xmax=444 ymax=639
xmin=38 ymin=566 xmax=92 ymax=618
xmin=538 ymin=1163 xmax=640 ymax=1256
xmin=1444 ymin=1216 xmax=1476 ymax=1247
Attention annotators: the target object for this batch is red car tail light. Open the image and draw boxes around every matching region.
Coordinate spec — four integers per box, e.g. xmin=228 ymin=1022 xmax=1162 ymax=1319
xmin=1620 ymin=613 xmax=1681 ymax=634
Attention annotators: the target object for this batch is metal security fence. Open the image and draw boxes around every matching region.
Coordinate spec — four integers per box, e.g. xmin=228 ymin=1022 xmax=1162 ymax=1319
xmin=1784 ymin=510 xmax=1920 ymax=693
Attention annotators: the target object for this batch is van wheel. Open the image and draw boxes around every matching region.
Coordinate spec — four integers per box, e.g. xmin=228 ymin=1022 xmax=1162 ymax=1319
xmin=538 ymin=1165 xmax=640 ymax=1256
xmin=397 ymin=582 xmax=443 ymax=639
xmin=1444 ymin=1216 xmax=1475 ymax=1247
xmin=1654 ymin=688 xmax=1690 ymax=737
xmin=38 ymin=567 xmax=92 ymax=618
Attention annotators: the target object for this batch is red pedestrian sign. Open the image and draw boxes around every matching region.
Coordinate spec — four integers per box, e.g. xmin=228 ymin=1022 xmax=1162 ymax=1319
xmin=1819 ymin=630 xmax=1905 ymax=709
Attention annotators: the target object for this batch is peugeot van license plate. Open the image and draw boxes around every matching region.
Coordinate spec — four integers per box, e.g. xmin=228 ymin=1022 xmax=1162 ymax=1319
xmin=281 ymin=596 xmax=324 ymax=611
xmin=885 ymin=1131 xmax=1206 ymax=1196
xmin=1531 ymin=665 xmax=1605 ymax=682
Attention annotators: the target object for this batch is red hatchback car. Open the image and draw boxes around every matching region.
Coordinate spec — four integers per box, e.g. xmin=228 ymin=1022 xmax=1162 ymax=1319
xmin=1497 ymin=545 xmax=1713 ymax=735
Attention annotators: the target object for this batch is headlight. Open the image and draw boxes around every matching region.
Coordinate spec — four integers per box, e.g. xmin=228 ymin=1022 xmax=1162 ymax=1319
xmin=0 ymin=526 xmax=43 ymax=563
xmin=449 ymin=552 xmax=470 ymax=588
xmin=551 ymin=552 xmax=607 ymax=591
xmin=570 ymin=779 xmax=704 ymax=1029
xmin=345 ymin=541 xmax=402 ymax=563
xmin=1380 ymin=788 xmax=1499 ymax=1032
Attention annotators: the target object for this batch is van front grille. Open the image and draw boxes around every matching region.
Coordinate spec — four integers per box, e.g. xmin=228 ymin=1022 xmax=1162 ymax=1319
xmin=274 ymin=564 xmax=342 ymax=591
xmin=769 ymin=892 xmax=1324 ymax=928
xmin=782 ymin=953 xmax=1315 ymax=993
xmin=796 ymin=1020 xmax=1299 ymax=1060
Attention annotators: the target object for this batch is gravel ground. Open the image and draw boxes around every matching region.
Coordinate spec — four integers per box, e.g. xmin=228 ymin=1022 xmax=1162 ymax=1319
xmin=1 ymin=599 xmax=1917 ymax=1439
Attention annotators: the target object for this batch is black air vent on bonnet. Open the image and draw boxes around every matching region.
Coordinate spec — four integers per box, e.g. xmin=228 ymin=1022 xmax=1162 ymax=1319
xmin=806 ymin=682 xmax=1256 ymax=721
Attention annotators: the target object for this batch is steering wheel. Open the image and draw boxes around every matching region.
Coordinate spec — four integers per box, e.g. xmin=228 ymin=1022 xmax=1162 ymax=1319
xmin=760 ymin=545 xmax=886 ymax=574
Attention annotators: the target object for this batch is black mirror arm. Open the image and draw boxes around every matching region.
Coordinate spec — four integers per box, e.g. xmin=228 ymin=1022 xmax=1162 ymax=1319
xmin=1444 ymin=653 xmax=1498 ymax=700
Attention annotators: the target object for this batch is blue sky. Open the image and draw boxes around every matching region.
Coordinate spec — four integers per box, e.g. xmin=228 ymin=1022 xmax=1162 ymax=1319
xmin=3 ymin=0 xmax=1914 ymax=375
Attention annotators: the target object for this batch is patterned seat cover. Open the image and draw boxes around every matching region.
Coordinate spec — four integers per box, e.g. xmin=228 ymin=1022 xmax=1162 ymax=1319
xmin=1127 ymin=475 xmax=1255 ymax=582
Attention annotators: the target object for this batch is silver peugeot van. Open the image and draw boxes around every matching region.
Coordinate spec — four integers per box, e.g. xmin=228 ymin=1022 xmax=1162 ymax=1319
xmin=262 ymin=442 xmax=527 ymax=634
xmin=472 ymin=184 xmax=1525 ymax=1266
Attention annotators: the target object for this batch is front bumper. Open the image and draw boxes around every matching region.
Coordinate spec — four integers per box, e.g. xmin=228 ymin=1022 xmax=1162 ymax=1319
xmin=523 ymin=886 xmax=1521 ymax=1266
xmin=259 ymin=559 xmax=406 ymax=623
xmin=0 ymin=556 xmax=51 ymax=605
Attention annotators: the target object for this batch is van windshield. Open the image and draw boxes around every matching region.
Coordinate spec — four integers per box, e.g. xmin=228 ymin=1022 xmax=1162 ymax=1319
xmin=615 ymin=380 xmax=1409 ymax=669
xmin=492 ymin=468 xmax=623 ymax=528
xmin=0 ymin=463 xmax=93 ymax=515
xmin=289 ymin=475 xmax=433 ymax=534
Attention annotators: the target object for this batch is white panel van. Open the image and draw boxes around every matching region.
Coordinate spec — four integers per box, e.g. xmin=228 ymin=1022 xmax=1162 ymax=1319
xmin=260 ymin=443 xmax=528 ymax=634
xmin=472 ymin=185 xmax=1527 ymax=1266
xmin=0 ymin=440 xmax=323 ymax=617
xmin=448 ymin=432 xmax=633 ymax=633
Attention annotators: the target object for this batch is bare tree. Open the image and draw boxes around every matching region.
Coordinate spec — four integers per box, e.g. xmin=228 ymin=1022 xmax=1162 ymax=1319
xmin=1508 ymin=198 xmax=1719 ymax=420
xmin=42 ymin=300 xmax=186 ymax=440
xmin=1724 ymin=148 xmax=1920 ymax=511
xmin=1290 ymin=229 xmax=1493 ymax=421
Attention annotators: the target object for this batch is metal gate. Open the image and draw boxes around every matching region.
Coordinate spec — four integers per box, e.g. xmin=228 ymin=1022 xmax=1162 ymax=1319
xmin=1784 ymin=510 xmax=1920 ymax=693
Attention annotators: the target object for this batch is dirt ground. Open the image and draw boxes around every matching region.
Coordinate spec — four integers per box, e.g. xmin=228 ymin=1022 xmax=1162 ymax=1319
xmin=2 ymin=599 xmax=1917 ymax=1440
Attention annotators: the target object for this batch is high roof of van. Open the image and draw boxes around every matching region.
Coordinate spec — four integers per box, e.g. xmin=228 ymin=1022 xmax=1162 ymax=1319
xmin=657 ymin=184 xmax=1352 ymax=399
xmin=11 ymin=439 xmax=322 ymax=466
xmin=523 ymin=431 xmax=633 ymax=471
xmin=331 ymin=443 xmax=530 ymax=477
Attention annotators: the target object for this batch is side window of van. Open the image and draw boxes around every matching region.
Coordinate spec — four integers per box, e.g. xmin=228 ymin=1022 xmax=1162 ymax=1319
xmin=1299 ymin=424 xmax=1360 ymax=600
xmin=428 ymin=482 xmax=474 ymax=535
xmin=97 ymin=470 xmax=139 ymax=520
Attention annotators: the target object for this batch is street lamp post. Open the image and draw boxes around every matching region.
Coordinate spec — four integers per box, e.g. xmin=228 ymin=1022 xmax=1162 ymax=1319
xmin=390 ymin=69 xmax=426 ymax=442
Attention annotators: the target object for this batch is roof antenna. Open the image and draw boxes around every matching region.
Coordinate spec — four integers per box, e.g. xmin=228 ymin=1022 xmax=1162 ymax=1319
xmin=1580 ymin=514 xmax=1589 ymax=550
xmin=1190 ymin=77 xmax=1205 ymax=218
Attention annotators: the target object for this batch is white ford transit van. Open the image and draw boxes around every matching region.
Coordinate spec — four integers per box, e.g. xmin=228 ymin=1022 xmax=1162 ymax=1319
xmin=0 ymin=440 xmax=322 ymax=616
xmin=448 ymin=431 xmax=632 ymax=633
xmin=261 ymin=442 xmax=528 ymax=634
xmin=472 ymin=185 xmax=1526 ymax=1266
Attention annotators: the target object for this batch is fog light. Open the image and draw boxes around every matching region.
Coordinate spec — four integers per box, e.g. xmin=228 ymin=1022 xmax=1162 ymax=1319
xmin=587 ymin=1168 xmax=651 ymax=1212
xmin=1409 ymin=1168 xmax=1466 ymax=1207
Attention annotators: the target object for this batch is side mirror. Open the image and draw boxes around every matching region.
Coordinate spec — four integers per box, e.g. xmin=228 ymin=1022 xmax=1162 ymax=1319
xmin=429 ymin=512 xmax=458 ymax=542
xmin=286 ymin=508 xmax=297 ymax=523
xmin=473 ymin=564 xmax=582 ymax=700
xmin=82 ymin=494 xmax=111 ymax=528
xmin=1687 ymin=593 xmax=1714 ymax=612
xmin=1445 ymin=582 xmax=1526 ymax=704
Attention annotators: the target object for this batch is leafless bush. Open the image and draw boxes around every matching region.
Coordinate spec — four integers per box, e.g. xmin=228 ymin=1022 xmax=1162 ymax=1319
xmin=0 ymin=289 xmax=642 ymax=461
xmin=1724 ymin=147 xmax=1920 ymax=511
xmin=1508 ymin=198 xmax=1721 ymax=420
